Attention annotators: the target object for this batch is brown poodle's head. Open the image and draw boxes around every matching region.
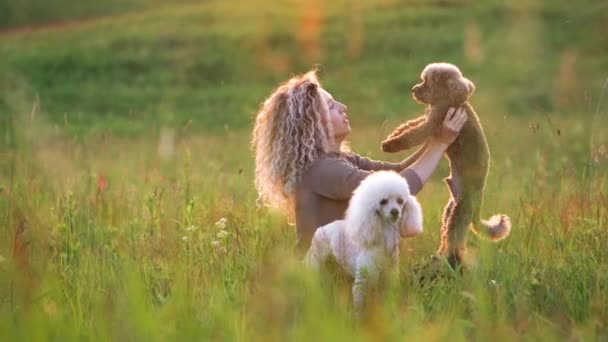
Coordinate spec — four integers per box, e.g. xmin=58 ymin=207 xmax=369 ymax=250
xmin=411 ymin=63 xmax=475 ymax=106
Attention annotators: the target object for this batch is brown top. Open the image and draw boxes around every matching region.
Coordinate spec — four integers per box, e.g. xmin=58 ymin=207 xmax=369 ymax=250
xmin=295 ymin=152 xmax=423 ymax=250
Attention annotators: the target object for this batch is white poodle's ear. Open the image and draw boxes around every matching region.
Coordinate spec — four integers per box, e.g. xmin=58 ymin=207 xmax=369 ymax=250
xmin=347 ymin=205 xmax=383 ymax=248
xmin=400 ymin=195 xmax=423 ymax=238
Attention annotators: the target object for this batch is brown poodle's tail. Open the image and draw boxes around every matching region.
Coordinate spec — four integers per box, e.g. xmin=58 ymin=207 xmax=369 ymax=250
xmin=471 ymin=214 xmax=511 ymax=241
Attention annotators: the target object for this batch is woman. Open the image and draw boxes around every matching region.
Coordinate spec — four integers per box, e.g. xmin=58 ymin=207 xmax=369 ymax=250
xmin=252 ymin=70 xmax=467 ymax=250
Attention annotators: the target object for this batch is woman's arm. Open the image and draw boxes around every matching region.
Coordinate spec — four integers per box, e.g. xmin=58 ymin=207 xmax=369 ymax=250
xmin=399 ymin=143 xmax=429 ymax=170
xmin=402 ymin=107 xmax=467 ymax=189
xmin=348 ymin=144 xmax=427 ymax=172
xmin=311 ymin=108 xmax=466 ymax=200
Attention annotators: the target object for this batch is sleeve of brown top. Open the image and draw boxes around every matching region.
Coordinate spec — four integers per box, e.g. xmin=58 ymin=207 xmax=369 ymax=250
xmin=310 ymin=156 xmax=423 ymax=200
xmin=345 ymin=153 xmax=402 ymax=172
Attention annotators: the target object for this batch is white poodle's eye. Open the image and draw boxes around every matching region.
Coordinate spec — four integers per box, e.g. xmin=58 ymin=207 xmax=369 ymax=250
xmin=380 ymin=199 xmax=388 ymax=206
xmin=396 ymin=197 xmax=404 ymax=205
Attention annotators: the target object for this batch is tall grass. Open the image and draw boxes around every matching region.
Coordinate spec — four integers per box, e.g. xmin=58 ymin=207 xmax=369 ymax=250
xmin=1 ymin=0 xmax=608 ymax=340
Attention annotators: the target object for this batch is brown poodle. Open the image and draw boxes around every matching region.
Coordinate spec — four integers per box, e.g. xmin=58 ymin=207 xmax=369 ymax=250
xmin=381 ymin=63 xmax=511 ymax=268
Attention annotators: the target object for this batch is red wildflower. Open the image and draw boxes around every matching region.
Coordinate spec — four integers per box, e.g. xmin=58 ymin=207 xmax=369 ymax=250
xmin=97 ymin=175 xmax=109 ymax=192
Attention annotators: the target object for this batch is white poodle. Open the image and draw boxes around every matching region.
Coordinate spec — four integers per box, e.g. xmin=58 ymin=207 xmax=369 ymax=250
xmin=305 ymin=171 xmax=423 ymax=316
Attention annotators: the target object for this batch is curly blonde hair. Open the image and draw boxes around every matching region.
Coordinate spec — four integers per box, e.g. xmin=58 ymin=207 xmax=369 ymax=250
xmin=252 ymin=70 xmax=335 ymax=218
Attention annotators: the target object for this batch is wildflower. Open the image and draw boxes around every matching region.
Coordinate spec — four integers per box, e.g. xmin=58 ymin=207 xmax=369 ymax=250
xmin=460 ymin=291 xmax=476 ymax=302
xmin=43 ymin=298 xmax=58 ymax=317
xmin=216 ymin=230 xmax=229 ymax=239
xmin=182 ymin=236 xmax=188 ymax=242
xmin=158 ymin=126 xmax=176 ymax=160
xmin=215 ymin=217 xmax=227 ymax=230
xmin=97 ymin=175 xmax=109 ymax=192
xmin=531 ymin=277 xmax=540 ymax=286
xmin=489 ymin=279 xmax=500 ymax=288
xmin=592 ymin=143 xmax=607 ymax=163
xmin=211 ymin=240 xmax=221 ymax=248
xmin=186 ymin=225 xmax=197 ymax=232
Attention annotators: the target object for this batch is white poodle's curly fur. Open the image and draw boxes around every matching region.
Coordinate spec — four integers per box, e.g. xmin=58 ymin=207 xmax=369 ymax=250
xmin=305 ymin=171 xmax=423 ymax=316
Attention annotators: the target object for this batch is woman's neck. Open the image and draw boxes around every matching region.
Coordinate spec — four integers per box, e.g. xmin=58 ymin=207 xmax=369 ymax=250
xmin=329 ymin=136 xmax=344 ymax=153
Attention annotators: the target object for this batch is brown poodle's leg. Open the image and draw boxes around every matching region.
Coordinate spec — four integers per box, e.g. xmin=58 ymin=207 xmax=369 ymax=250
xmin=412 ymin=198 xmax=456 ymax=283
xmin=438 ymin=199 xmax=455 ymax=254
xmin=382 ymin=120 xmax=432 ymax=152
xmin=441 ymin=199 xmax=455 ymax=232
xmin=440 ymin=197 xmax=473 ymax=269
xmin=382 ymin=133 xmax=414 ymax=152
xmin=382 ymin=120 xmax=425 ymax=152
xmin=386 ymin=117 xmax=426 ymax=139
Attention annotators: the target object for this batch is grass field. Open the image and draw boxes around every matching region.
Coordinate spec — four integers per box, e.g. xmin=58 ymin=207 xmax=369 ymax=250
xmin=1 ymin=0 xmax=608 ymax=340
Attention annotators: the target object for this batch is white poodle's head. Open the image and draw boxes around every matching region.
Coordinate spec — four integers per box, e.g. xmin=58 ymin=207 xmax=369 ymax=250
xmin=345 ymin=171 xmax=423 ymax=247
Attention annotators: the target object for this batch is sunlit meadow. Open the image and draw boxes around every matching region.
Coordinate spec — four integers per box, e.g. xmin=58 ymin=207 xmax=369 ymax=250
xmin=1 ymin=0 xmax=607 ymax=340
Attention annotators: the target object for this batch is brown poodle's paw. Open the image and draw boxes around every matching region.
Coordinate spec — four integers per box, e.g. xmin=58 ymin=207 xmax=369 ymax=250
xmin=381 ymin=137 xmax=409 ymax=152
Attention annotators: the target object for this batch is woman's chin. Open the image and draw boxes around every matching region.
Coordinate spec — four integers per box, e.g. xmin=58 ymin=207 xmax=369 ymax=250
xmin=334 ymin=131 xmax=349 ymax=143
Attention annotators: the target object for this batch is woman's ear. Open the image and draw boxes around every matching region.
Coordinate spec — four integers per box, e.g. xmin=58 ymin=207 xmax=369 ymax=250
xmin=400 ymin=195 xmax=423 ymax=238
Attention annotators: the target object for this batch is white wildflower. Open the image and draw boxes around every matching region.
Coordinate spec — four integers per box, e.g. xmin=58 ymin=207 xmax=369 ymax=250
xmin=186 ymin=225 xmax=197 ymax=232
xmin=211 ymin=240 xmax=221 ymax=248
xmin=460 ymin=291 xmax=476 ymax=302
xmin=182 ymin=236 xmax=188 ymax=241
xmin=215 ymin=217 xmax=227 ymax=230
xmin=158 ymin=126 xmax=176 ymax=160
xmin=216 ymin=230 xmax=229 ymax=239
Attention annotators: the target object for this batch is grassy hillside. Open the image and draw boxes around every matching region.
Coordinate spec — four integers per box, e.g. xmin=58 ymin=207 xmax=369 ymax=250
xmin=0 ymin=0 xmax=197 ymax=29
xmin=1 ymin=0 xmax=606 ymax=135
xmin=1 ymin=0 xmax=608 ymax=340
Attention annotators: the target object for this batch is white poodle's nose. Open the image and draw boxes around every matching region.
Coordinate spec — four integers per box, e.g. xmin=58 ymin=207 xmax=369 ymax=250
xmin=390 ymin=208 xmax=399 ymax=219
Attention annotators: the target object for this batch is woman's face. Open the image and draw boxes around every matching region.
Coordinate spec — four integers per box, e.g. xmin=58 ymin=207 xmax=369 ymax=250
xmin=319 ymin=88 xmax=350 ymax=140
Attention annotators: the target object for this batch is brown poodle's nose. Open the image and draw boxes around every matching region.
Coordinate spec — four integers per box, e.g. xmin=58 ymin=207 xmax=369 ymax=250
xmin=390 ymin=208 xmax=399 ymax=218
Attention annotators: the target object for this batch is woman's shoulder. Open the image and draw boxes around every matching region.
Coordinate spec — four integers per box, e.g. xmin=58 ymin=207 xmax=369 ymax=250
xmin=313 ymin=151 xmax=359 ymax=167
xmin=303 ymin=152 xmax=356 ymax=177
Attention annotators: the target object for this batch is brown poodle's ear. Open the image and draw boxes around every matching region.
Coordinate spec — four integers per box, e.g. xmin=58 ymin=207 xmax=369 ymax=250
xmin=447 ymin=78 xmax=470 ymax=104
xmin=464 ymin=78 xmax=475 ymax=97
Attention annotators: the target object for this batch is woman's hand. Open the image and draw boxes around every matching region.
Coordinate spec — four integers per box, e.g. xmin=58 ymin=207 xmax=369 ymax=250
xmin=435 ymin=107 xmax=467 ymax=145
xmin=407 ymin=107 xmax=468 ymax=185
